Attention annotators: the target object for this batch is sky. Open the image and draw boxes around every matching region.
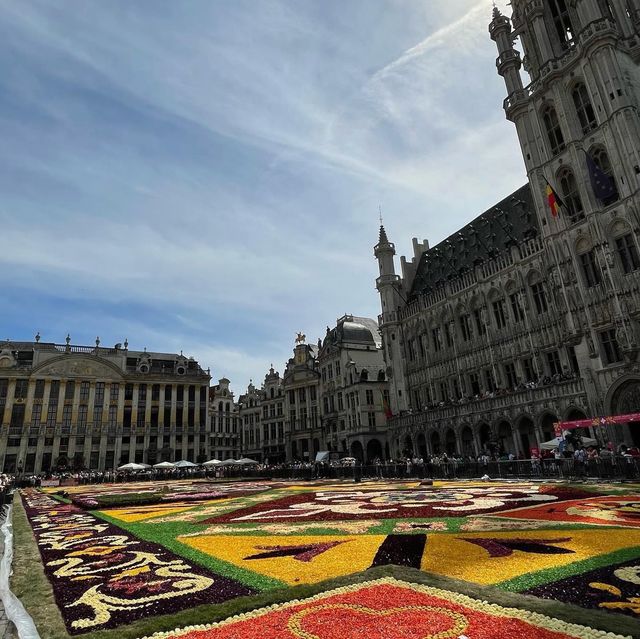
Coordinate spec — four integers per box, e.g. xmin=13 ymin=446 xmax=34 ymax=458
xmin=0 ymin=0 xmax=526 ymax=394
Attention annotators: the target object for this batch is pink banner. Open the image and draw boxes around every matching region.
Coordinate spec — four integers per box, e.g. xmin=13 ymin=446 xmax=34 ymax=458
xmin=554 ymin=412 xmax=640 ymax=436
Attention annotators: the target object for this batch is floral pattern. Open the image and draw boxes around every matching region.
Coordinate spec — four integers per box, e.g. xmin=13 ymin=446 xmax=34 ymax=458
xmin=135 ymin=578 xmax=630 ymax=639
xmin=21 ymin=490 xmax=253 ymax=634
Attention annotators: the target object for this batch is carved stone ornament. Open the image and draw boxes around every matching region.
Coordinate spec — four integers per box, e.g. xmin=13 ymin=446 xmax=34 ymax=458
xmin=36 ymin=357 xmax=120 ymax=379
xmin=0 ymin=348 xmax=17 ymax=369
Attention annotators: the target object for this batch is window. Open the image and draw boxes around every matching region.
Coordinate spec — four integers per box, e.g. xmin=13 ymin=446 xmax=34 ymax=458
xmin=78 ymin=381 xmax=89 ymax=401
xmin=368 ymin=412 xmax=376 ymax=428
xmin=365 ymin=389 xmax=374 ymax=405
xmin=109 ymin=383 xmax=119 ymax=402
xmin=523 ymin=357 xmax=536 ymax=382
xmin=298 ymin=388 xmax=306 ymax=403
xmin=93 ymin=405 xmax=103 ymax=425
xmin=549 ymin=0 xmax=574 ymax=48
xmin=337 ymin=392 xmax=344 ymax=411
xmin=572 ymin=83 xmax=596 ymax=134
xmin=459 ymin=314 xmax=473 ymax=341
xmin=558 ymin=168 xmax=584 ymax=223
xmin=65 ymin=381 xmax=76 ymax=400
xmin=94 ymin=382 xmax=105 ymax=405
xmin=176 ymin=386 xmax=184 ymax=401
xmin=600 ymin=329 xmax=623 ymax=364
xmin=580 ymin=250 xmax=602 ymax=287
xmin=152 ymin=384 xmax=160 ymax=401
xmin=34 ymin=379 xmax=45 ymax=399
xmin=469 ymin=372 xmax=480 ymax=396
xmin=484 ymin=369 xmax=496 ymax=392
xmin=62 ymin=405 xmax=72 ymax=427
xmin=546 ymin=350 xmax=563 ymax=376
xmin=615 ymin=233 xmax=640 ymax=274
xmin=492 ymin=299 xmax=507 ymax=329
xmin=49 ymin=380 xmax=60 ymax=402
xmin=310 ymin=386 xmax=316 ymax=401
xmin=590 ymin=147 xmax=619 ymax=204
xmin=509 ymin=292 xmax=525 ymax=323
xmin=10 ymin=405 xmax=25 ymax=428
xmin=328 ymin=364 xmax=333 ymax=380
xmin=531 ymin=282 xmax=548 ymax=314
xmin=431 ymin=327 xmax=442 ymax=352
xmin=288 ymin=390 xmax=295 ymax=404
xmin=473 ymin=308 xmax=486 ymax=335
xmin=108 ymin=405 xmax=118 ymax=427
xmin=31 ymin=404 xmax=42 ymax=427
xmin=335 ymin=361 xmax=341 ymax=377
xmin=14 ymin=379 xmax=28 ymax=399
xmin=542 ymin=105 xmax=565 ymax=155
xmin=439 ymin=381 xmax=448 ymax=402
xmin=46 ymin=403 xmax=57 ymax=427
xmin=78 ymin=405 xmax=88 ymax=427
xmin=504 ymin=362 xmax=518 ymax=388
xmin=139 ymin=384 xmax=147 ymax=401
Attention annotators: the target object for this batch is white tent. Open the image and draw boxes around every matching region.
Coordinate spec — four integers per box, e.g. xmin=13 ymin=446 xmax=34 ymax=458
xmin=540 ymin=436 xmax=598 ymax=450
xmin=118 ymin=462 xmax=147 ymax=471
xmin=153 ymin=461 xmax=175 ymax=469
xmin=174 ymin=460 xmax=197 ymax=468
xmin=202 ymin=459 xmax=222 ymax=466
xmin=236 ymin=457 xmax=259 ymax=465
xmin=219 ymin=459 xmax=239 ymax=466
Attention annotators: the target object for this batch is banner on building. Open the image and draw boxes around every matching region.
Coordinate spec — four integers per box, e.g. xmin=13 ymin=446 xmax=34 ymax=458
xmin=554 ymin=412 xmax=640 ymax=436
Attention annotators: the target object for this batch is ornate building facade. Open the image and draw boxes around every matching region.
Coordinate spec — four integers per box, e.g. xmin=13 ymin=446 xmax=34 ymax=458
xmin=379 ymin=1 xmax=640 ymax=459
xmin=0 ymin=337 xmax=211 ymax=473
xmin=208 ymin=378 xmax=241 ymax=460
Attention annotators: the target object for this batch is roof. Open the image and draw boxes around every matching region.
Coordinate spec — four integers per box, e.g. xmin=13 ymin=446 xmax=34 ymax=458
xmin=409 ymin=184 xmax=538 ymax=299
xmin=323 ymin=315 xmax=382 ymax=350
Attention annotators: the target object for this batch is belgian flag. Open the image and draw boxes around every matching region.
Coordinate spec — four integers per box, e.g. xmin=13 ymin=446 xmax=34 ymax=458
xmin=545 ymin=181 xmax=564 ymax=218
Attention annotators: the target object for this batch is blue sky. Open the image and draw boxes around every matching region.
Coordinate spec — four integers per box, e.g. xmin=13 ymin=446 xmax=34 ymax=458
xmin=0 ymin=0 xmax=525 ymax=393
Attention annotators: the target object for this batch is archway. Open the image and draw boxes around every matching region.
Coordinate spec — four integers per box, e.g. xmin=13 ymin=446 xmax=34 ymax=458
xmin=460 ymin=426 xmax=474 ymax=457
xmin=479 ymin=423 xmax=491 ymax=450
xmin=518 ymin=416 xmax=536 ymax=454
xmin=610 ymin=379 xmax=640 ymax=446
xmin=430 ymin=431 xmax=441 ymax=455
xmin=350 ymin=440 xmax=364 ymax=462
xmin=540 ymin=413 xmax=558 ymax=442
xmin=445 ymin=428 xmax=457 ymax=455
xmin=403 ymin=435 xmax=414 ymax=457
xmin=366 ymin=438 xmax=383 ymax=463
xmin=416 ymin=433 xmax=427 ymax=458
xmin=497 ymin=421 xmax=513 ymax=455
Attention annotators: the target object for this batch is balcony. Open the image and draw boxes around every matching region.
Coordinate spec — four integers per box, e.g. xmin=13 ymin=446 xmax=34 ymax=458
xmin=389 ymin=378 xmax=586 ymax=430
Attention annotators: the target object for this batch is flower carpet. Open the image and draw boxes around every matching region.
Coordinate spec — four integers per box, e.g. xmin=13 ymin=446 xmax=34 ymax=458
xmin=15 ymin=479 xmax=640 ymax=638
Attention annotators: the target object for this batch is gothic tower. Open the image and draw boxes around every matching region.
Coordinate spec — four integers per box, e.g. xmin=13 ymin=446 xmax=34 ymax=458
xmin=491 ymin=1 xmax=640 ymax=436
xmin=375 ymin=225 xmax=409 ymax=413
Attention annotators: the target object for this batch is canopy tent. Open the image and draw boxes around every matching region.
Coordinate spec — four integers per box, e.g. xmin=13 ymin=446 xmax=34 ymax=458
xmin=540 ymin=436 xmax=598 ymax=450
xmin=236 ymin=458 xmax=259 ymax=465
xmin=315 ymin=451 xmax=330 ymax=462
xmin=174 ymin=460 xmax=197 ymax=468
xmin=219 ymin=459 xmax=239 ymax=466
xmin=202 ymin=459 xmax=222 ymax=466
xmin=117 ymin=462 xmax=147 ymax=471
xmin=153 ymin=461 xmax=175 ymax=469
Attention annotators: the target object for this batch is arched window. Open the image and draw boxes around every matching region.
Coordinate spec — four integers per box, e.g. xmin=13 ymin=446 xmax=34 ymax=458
xmin=572 ymin=83 xmax=597 ymax=134
xmin=590 ymin=146 xmax=619 ymax=204
xmin=542 ymin=105 xmax=565 ymax=155
xmin=558 ymin=168 xmax=584 ymax=223
xmin=549 ymin=0 xmax=575 ymax=48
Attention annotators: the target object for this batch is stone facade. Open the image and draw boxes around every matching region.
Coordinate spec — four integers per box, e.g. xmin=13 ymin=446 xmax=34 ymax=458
xmin=238 ymin=316 xmax=391 ymax=463
xmin=0 ymin=337 xmax=210 ymax=472
xmin=208 ymin=378 xmax=241 ymax=460
xmin=378 ymin=1 xmax=640 ymax=459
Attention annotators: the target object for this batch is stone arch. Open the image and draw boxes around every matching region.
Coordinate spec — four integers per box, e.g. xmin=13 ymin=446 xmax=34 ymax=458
xmin=366 ymin=438 xmax=383 ymax=462
xmin=607 ymin=376 xmax=640 ymax=446
xmin=565 ymin=407 xmax=587 ymax=421
xmin=478 ymin=422 xmax=492 ymax=449
xmin=517 ymin=415 xmax=536 ymax=454
xmin=416 ymin=432 xmax=427 ymax=458
xmin=350 ymin=440 xmax=364 ymax=462
xmin=575 ymin=235 xmax=593 ymax=255
xmin=430 ymin=431 xmax=441 ymax=455
xmin=496 ymin=420 xmax=514 ymax=455
xmin=444 ymin=428 xmax=457 ymax=455
xmin=460 ymin=425 xmax=474 ymax=456
xmin=402 ymin=434 xmax=414 ymax=457
xmin=539 ymin=412 xmax=558 ymax=442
